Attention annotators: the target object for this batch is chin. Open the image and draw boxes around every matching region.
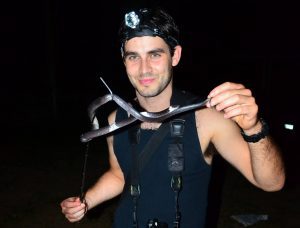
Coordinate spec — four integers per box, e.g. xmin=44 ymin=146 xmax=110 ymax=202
xmin=137 ymin=87 xmax=160 ymax=98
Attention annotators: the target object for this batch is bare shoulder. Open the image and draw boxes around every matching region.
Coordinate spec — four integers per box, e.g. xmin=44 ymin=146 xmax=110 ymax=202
xmin=195 ymin=107 xmax=224 ymax=136
xmin=195 ymin=107 xmax=240 ymax=133
xmin=194 ymin=108 xmax=219 ymax=159
xmin=107 ymin=110 xmax=117 ymax=145
xmin=108 ymin=110 xmax=117 ymax=125
xmin=195 ymin=107 xmax=240 ymax=154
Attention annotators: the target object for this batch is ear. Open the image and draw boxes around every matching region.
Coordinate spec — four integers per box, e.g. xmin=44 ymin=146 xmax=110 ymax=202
xmin=171 ymin=45 xmax=182 ymax=66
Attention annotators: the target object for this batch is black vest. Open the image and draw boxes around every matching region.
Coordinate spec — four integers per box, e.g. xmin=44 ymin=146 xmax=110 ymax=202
xmin=113 ymin=89 xmax=212 ymax=228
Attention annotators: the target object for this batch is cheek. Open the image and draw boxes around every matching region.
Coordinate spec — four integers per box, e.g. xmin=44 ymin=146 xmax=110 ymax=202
xmin=125 ymin=63 xmax=139 ymax=75
xmin=160 ymin=61 xmax=172 ymax=74
xmin=126 ymin=68 xmax=139 ymax=86
xmin=126 ymin=69 xmax=137 ymax=80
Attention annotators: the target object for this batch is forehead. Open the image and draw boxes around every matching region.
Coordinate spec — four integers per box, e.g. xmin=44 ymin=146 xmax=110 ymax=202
xmin=124 ymin=36 xmax=169 ymax=53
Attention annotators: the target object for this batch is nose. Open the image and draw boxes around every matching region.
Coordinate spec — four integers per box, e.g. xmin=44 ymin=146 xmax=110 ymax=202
xmin=140 ymin=57 xmax=151 ymax=76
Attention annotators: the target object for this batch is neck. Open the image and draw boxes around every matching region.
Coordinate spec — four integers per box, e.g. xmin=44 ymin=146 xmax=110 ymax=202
xmin=136 ymin=84 xmax=173 ymax=112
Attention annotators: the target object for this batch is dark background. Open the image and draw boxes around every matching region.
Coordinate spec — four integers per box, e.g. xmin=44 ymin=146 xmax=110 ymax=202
xmin=2 ymin=0 xmax=299 ymax=140
xmin=1 ymin=0 xmax=299 ymax=227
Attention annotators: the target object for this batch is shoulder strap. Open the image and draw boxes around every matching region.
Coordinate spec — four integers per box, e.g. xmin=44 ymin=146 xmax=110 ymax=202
xmin=169 ymin=119 xmax=185 ymax=228
xmin=128 ymin=122 xmax=169 ymax=228
xmin=129 ymin=122 xmax=170 ymax=174
xmin=139 ymin=122 xmax=170 ymax=169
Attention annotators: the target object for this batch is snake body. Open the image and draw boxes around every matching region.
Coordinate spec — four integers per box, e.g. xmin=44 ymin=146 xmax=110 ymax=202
xmin=80 ymin=93 xmax=209 ymax=142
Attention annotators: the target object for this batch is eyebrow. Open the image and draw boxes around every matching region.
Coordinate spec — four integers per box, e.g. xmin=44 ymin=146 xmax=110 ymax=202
xmin=123 ymin=48 xmax=166 ymax=58
xmin=148 ymin=48 xmax=166 ymax=55
xmin=123 ymin=51 xmax=137 ymax=59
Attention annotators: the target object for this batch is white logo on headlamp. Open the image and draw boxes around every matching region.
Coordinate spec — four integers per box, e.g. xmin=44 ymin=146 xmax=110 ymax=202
xmin=125 ymin=11 xmax=140 ymax=29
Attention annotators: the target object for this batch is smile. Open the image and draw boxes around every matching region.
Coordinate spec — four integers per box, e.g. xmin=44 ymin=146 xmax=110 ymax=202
xmin=139 ymin=78 xmax=155 ymax=86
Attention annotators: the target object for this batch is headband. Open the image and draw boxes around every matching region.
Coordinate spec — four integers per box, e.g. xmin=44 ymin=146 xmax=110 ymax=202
xmin=120 ymin=9 xmax=179 ymax=54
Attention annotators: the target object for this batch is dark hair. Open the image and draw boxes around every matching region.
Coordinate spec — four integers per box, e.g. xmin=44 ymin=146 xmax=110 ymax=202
xmin=119 ymin=8 xmax=179 ymax=56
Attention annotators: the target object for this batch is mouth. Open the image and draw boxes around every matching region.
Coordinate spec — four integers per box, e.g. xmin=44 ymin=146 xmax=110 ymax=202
xmin=139 ymin=78 xmax=155 ymax=86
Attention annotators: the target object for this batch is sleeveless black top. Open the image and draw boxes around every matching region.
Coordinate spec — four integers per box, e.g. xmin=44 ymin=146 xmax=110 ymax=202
xmin=112 ymin=89 xmax=212 ymax=228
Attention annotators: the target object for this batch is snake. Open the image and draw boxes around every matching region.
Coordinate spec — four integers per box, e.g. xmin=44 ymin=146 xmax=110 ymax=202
xmin=80 ymin=93 xmax=210 ymax=142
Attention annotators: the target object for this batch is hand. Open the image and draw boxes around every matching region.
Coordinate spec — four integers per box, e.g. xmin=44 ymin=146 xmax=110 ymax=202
xmin=207 ymin=82 xmax=258 ymax=130
xmin=60 ymin=197 xmax=87 ymax=222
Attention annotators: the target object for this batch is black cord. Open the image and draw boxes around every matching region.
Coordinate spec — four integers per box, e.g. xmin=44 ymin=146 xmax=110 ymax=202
xmin=80 ymin=142 xmax=90 ymax=202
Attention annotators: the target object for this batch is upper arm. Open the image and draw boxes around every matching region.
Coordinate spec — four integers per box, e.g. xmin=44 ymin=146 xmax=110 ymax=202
xmin=196 ymin=108 xmax=258 ymax=186
xmin=106 ymin=110 xmax=124 ymax=182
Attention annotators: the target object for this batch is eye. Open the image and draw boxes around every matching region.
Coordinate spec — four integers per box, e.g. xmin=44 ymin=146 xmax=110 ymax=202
xmin=126 ymin=55 xmax=139 ymax=62
xmin=150 ymin=52 xmax=161 ymax=59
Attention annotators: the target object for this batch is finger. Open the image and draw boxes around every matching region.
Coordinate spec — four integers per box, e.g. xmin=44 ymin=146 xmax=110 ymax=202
xmin=223 ymin=105 xmax=247 ymax=119
xmin=66 ymin=211 xmax=85 ymax=223
xmin=223 ymin=104 xmax=240 ymax=113
xmin=65 ymin=207 xmax=86 ymax=222
xmin=61 ymin=197 xmax=81 ymax=209
xmin=223 ymin=104 xmax=257 ymax=120
xmin=210 ymin=89 xmax=252 ymax=107
xmin=214 ymin=94 xmax=254 ymax=111
xmin=62 ymin=202 xmax=86 ymax=215
xmin=208 ymin=82 xmax=245 ymax=98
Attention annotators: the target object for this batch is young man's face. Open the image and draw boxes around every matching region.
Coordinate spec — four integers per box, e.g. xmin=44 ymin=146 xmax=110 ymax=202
xmin=123 ymin=36 xmax=181 ymax=98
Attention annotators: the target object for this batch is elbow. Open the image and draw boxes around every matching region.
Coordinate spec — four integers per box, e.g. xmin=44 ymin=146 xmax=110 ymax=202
xmin=262 ymin=183 xmax=284 ymax=192
xmin=260 ymin=174 xmax=286 ymax=192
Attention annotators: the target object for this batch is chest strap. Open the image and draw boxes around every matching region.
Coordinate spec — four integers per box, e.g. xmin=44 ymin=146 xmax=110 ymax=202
xmin=169 ymin=119 xmax=185 ymax=228
xmin=128 ymin=119 xmax=185 ymax=228
xmin=128 ymin=124 xmax=140 ymax=228
xmin=129 ymin=122 xmax=170 ymax=228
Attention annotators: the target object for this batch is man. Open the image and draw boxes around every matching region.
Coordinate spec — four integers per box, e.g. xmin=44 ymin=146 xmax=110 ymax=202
xmin=61 ymin=8 xmax=285 ymax=227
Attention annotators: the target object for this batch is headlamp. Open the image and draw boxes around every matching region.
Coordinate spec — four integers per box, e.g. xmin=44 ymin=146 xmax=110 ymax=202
xmin=120 ymin=8 xmax=179 ymax=54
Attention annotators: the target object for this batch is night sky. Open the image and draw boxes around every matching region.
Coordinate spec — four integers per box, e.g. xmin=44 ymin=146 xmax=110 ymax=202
xmin=1 ymin=0 xmax=299 ymax=146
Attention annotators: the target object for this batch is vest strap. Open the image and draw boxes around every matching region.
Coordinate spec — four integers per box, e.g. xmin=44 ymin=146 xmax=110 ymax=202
xmin=128 ymin=124 xmax=140 ymax=227
xmin=169 ymin=119 xmax=185 ymax=228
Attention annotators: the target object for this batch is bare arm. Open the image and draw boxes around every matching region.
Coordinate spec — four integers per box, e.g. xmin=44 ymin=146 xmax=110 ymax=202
xmin=205 ymin=82 xmax=285 ymax=191
xmin=84 ymin=110 xmax=125 ymax=209
xmin=61 ymin=110 xmax=125 ymax=222
xmin=242 ymin=121 xmax=285 ymax=191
